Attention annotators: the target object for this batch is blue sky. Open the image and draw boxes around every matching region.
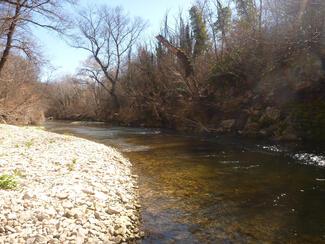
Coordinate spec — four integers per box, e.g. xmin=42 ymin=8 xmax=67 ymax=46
xmin=36 ymin=0 xmax=193 ymax=80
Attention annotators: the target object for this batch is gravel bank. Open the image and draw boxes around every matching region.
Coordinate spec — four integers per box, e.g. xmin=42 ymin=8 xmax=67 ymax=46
xmin=0 ymin=124 xmax=141 ymax=243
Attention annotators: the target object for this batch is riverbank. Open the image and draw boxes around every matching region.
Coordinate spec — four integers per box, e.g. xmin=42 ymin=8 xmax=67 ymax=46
xmin=0 ymin=124 xmax=142 ymax=243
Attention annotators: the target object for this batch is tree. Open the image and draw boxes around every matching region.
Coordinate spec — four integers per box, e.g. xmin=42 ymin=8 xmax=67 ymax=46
xmin=189 ymin=5 xmax=209 ymax=57
xmin=0 ymin=0 xmax=75 ymax=75
xmin=73 ymin=6 xmax=147 ymax=111
xmin=235 ymin=0 xmax=258 ymax=26
xmin=214 ymin=0 xmax=232 ymax=57
xmin=179 ymin=16 xmax=193 ymax=56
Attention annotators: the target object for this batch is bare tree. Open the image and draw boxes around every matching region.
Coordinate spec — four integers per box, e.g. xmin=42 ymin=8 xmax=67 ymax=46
xmin=0 ymin=0 xmax=76 ymax=75
xmin=72 ymin=5 xmax=147 ymax=111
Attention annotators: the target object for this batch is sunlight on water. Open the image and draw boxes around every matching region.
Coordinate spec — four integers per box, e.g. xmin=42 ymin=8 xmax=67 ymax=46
xmin=293 ymin=153 xmax=325 ymax=167
xmin=45 ymin=122 xmax=325 ymax=243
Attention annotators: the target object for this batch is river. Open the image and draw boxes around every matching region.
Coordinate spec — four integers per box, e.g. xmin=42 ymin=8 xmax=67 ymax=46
xmin=44 ymin=121 xmax=325 ymax=243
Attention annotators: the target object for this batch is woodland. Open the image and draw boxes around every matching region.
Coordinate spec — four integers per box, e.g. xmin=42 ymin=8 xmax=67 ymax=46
xmin=0 ymin=0 xmax=324 ymax=141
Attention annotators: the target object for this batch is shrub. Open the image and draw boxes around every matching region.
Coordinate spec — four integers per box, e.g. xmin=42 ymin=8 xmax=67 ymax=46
xmin=0 ymin=174 xmax=18 ymax=190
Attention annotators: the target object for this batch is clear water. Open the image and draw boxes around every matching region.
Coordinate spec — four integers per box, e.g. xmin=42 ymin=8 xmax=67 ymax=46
xmin=44 ymin=121 xmax=325 ymax=243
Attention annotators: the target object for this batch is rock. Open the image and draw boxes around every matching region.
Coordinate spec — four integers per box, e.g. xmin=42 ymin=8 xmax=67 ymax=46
xmin=36 ymin=212 xmax=49 ymax=222
xmin=279 ymin=131 xmax=298 ymax=141
xmin=221 ymin=119 xmax=236 ymax=130
xmin=95 ymin=191 xmax=108 ymax=202
xmin=113 ymin=235 xmax=123 ymax=243
xmin=88 ymin=217 xmax=96 ymax=225
xmin=82 ymin=188 xmax=95 ymax=195
xmin=0 ymin=124 xmax=140 ymax=243
xmin=94 ymin=211 xmax=102 ymax=220
xmin=48 ymin=239 xmax=60 ymax=244
xmin=26 ymin=237 xmax=36 ymax=244
xmin=56 ymin=193 xmax=69 ymax=200
xmin=106 ymin=206 xmax=121 ymax=215
xmin=265 ymin=107 xmax=280 ymax=121
xmin=7 ymin=213 xmax=17 ymax=220
xmin=62 ymin=201 xmax=74 ymax=209
xmin=244 ymin=121 xmax=260 ymax=134
xmin=120 ymin=196 xmax=128 ymax=204
xmin=63 ymin=209 xmax=79 ymax=219
xmin=45 ymin=207 xmax=57 ymax=217
xmin=0 ymin=226 xmax=5 ymax=233
xmin=5 ymin=226 xmax=16 ymax=233
xmin=114 ymin=226 xmax=127 ymax=236
xmin=34 ymin=234 xmax=48 ymax=243
xmin=76 ymin=235 xmax=85 ymax=244
xmin=259 ymin=129 xmax=268 ymax=136
xmin=23 ymin=192 xmax=34 ymax=200
xmin=19 ymin=211 xmax=32 ymax=222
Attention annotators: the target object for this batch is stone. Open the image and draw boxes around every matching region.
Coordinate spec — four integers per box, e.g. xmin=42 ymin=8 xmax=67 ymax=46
xmin=82 ymin=188 xmax=95 ymax=195
xmin=19 ymin=211 xmax=32 ymax=222
xmin=56 ymin=193 xmax=69 ymax=200
xmin=0 ymin=124 xmax=141 ymax=243
xmin=5 ymin=226 xmax=16 ymax=233
xmin=63 ymin=208 xmax=81 ymax=220
xmin=45 ymin=207 xmax=57 ymax=217
xmin=220 ymin=119 xmax=236 ymax=130
xmin=94 ymin=211 xmax=102 ymax=220
xmin=95 ymin=191 xmax=108 ymax=202
xmin=265 ymin=107 xmax=280 ymax=121
xmin=88 ymin=217 xmax=96 ymax=225
xmin=244 ymin=121 xmax=260 ymax=134
xmin=62 ymin=201 xmax=74 ymax=209
xmin=120 ymin=196 xmax=128 ymax=204
xmin=23 ymin=192 xmax=33 ymax=200
xmin=76 ymin=235 xmax=85 ymax=244
xmin=115 ymin=227 xmax=126 ymax=236
xmin=106 ymin=206 xmax=121 ymax=215
xmin=113 ymin=235 xmax=123 ymax=243
xmin=36 ymin=212 xmax=49 ymax=222
xmin=26 ymin=237 xmax=36 ymax=244
xmin=7 ymin=213 xmax=17 ymax=220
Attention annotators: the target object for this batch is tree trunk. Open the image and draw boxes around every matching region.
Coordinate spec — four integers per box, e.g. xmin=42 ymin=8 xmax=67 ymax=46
xmin=259 ymin=0 xmax=263 ymax=33
xmin=0 ymin=2 xmax=21 ymax=76
xmin=110 ymin=83 xmax=120 ymax=112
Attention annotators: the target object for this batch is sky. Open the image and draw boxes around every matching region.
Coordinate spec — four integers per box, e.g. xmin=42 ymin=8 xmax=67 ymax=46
xmin=35 ymin=0 xmax=193 ymax=80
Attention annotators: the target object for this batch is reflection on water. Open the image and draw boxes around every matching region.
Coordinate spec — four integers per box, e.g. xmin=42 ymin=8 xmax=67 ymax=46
xmin=44 ymin=121 xmax=325 ymax=243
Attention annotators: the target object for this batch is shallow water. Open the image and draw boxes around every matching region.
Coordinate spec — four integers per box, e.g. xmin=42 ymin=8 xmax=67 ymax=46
xmin=44 ymin=121 xmax=325 ymax=243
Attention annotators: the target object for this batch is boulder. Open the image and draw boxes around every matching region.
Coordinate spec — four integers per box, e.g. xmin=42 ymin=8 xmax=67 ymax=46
xmin=220 ymin=119 xmax=236 ymax=130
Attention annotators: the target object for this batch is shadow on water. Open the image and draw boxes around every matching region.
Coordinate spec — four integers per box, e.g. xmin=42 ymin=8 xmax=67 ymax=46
xmin=44 ymin=121 xmax=325 ymax=243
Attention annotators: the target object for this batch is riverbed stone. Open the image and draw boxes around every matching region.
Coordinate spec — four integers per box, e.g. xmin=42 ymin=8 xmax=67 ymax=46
xmin=0 ymin=124 xmax=141 ymax=243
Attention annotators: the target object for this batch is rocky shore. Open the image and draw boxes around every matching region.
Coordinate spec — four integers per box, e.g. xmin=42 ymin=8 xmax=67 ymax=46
xmin=0 ymin=124 xmax=142 ymax=243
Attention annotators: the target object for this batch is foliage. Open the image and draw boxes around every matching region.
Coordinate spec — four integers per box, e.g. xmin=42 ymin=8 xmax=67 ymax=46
xmin=190 ymin=6 xmax=209 ymax=57
xmin=67 ymin=158 xmax=77 ymax=171
xmin=7 ymin=0 xmax=322 ymax=141
xmin=0 ymin=174 xmax=18 ymax=190
xmin=235 ymin=0 xmax=258 ymax=24
xmin=215 ymin=1 xmax=232 ymax=51
xmin=290 ymin=100 xmax=325 ymax=141
xmin=0 ymin=38 xmax=45 ymax=125
xmin=13 ymin=169 xmax=26 ymax=178
xmin=25 ymin=140 xmax=34 ymax=149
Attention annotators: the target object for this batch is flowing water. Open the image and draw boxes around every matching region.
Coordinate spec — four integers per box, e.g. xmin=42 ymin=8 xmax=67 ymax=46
xmin=44 ymin=121 xmax=325 ymax=243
